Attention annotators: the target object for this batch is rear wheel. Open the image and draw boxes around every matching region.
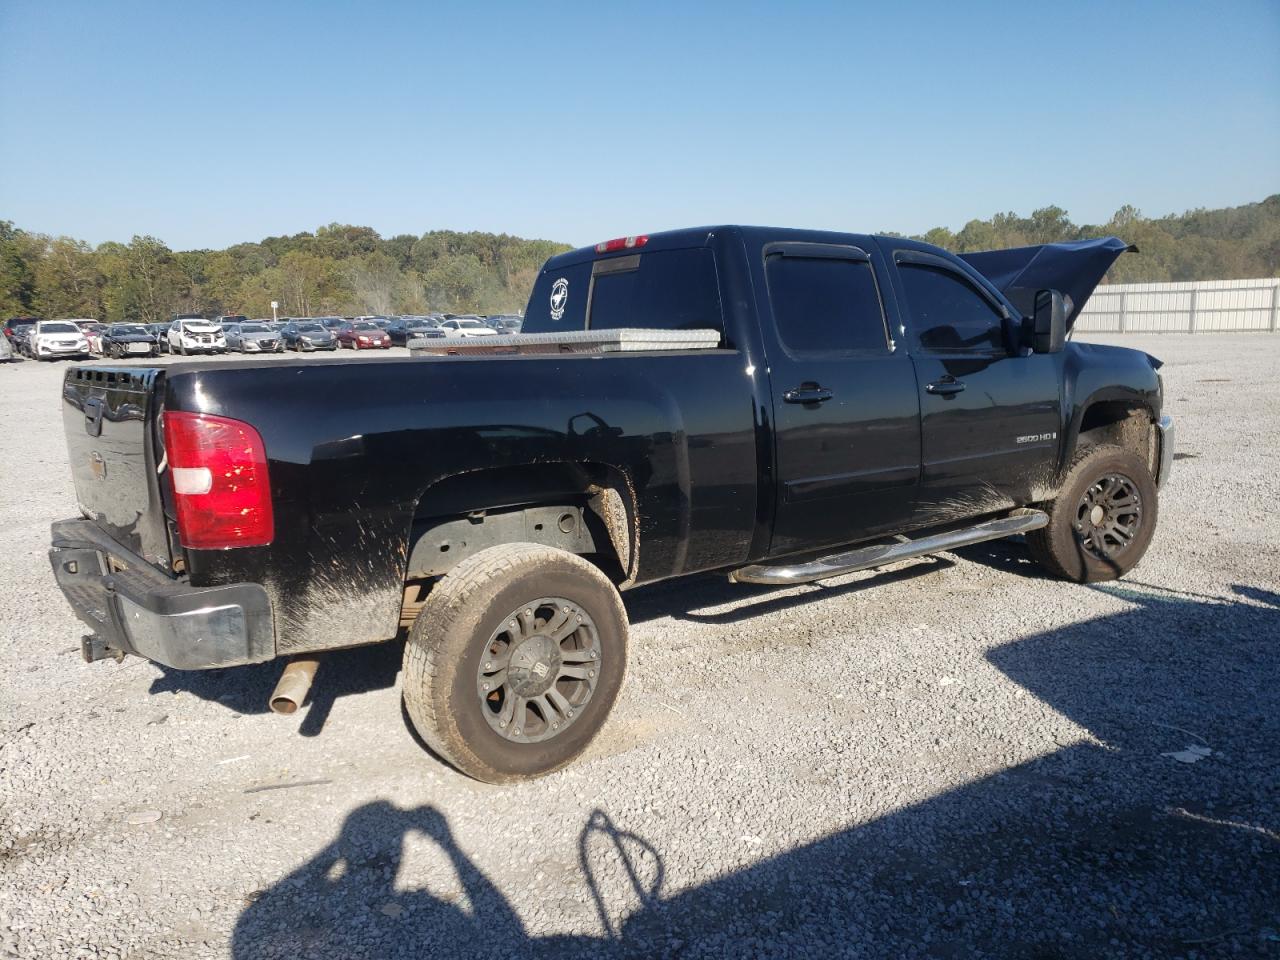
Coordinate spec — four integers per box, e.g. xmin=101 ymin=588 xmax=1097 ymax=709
xmin=1027 ymin=443 xmax=1158 ymax=582
xmin=402 ymin=543 xmax=628 ymax=783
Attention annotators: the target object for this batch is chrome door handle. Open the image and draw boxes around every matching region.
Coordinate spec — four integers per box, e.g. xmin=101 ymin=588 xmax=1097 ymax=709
xmin=783 ymin=386 xmax=834 ymax=404
xmin=926 ymin=377 xmax=966 ymax=396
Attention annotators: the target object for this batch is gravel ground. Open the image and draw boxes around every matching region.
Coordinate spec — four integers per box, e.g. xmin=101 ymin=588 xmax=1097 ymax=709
xmin=2 ymin=335 xmax=1277 ymax=960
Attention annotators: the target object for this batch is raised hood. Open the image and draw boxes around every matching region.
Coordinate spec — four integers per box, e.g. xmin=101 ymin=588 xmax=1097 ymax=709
xmin=960 ymin=236 xmax=1134 ymax=329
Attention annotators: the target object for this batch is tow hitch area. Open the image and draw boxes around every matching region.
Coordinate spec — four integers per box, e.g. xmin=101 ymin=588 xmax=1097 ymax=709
xmin=81 ymin=635 xmax=124 ymax=664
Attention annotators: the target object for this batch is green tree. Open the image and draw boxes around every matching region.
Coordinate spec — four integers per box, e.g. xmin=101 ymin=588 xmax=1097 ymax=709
xmin=0 ymin=221 xmax=39 ymax=316
xmin=34 ymin=236 xmax=102 ymax=318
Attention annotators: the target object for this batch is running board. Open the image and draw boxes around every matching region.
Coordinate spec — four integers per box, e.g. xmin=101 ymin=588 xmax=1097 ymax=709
xmin=729 ymin=511 xmax=1048 ymax=586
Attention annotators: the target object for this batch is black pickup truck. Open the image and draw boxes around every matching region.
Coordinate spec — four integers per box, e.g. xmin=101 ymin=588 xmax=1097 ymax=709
xmin=49 ymin=226 xmax=1173 ymax=782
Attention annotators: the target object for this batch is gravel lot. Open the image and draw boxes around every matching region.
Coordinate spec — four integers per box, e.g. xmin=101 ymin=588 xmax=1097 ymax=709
xmin=2 ymin=335 xmax=1278 ymax=960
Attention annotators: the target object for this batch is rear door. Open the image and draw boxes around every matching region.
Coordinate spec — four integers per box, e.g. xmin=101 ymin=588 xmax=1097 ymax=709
xmin=888 ymin=249 xmax=1061 ymax=508
xmin=61 ymin=365 xmax=173 ymax=571
xmin=761 ymin=241 xmax=922 ymax=555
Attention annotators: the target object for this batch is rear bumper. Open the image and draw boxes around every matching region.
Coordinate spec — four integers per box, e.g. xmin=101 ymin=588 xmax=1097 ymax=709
xmin=1155 ymin=415 xmax=1175 ymax=490
xmin=49 ymin=518 xmax=275 ymax=670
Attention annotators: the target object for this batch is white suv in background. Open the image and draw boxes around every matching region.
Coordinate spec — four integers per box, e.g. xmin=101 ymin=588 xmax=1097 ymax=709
xmin=30 ymin=320 xmax=91 ymax=361
xmin=167 ymin=317 xmax=227 ymax=355
xmin=439 ymin=316 xmax=499 ymax=338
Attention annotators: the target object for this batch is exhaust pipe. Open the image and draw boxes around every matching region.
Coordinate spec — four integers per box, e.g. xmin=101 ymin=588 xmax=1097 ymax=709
xmin=269 ymin=657 xmax=320 ymax=715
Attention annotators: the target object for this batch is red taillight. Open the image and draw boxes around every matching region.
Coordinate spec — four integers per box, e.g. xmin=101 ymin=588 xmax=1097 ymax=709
xmin=594 ymin=235 xmax=649 ymax=254
xmin=162 ymin=411 xmax=274 ymax=549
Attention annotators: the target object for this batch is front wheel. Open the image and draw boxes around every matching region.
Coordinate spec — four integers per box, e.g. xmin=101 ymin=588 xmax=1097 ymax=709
xmin=1027 ymin=443 xmax=1158 ymax=583
xmin=402 ymin=543 xmax=628 ymax=783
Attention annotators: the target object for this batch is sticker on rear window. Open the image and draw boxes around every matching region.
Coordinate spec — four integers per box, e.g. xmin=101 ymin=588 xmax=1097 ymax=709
xmin=550 ymin=278 xmax=569 ymax=320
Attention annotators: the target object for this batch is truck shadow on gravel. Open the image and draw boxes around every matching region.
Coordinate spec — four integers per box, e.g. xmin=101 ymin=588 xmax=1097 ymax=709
xmin=232 ymin=583 xmax=1280 ymax=958
xmin=148 ymin=640 xmax=405 ymax=736
xmin=625 ymin=556 xmax=954 ymax=627
xmin=147 ymin=560 xmax=955 ymax=732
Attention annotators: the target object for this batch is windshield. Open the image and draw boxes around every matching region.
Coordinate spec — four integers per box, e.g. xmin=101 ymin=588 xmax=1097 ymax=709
xmin=296 ymin=323 xmax=325 ymax=333
xmin=408 ymin=320 xmax=434 ymax=329
xmin=40 ymin=322 xmax=81 ymax=334
xmin=353 ymin=322 xmax=379 ymax=331
xmin=457 ymin=319 xmax=484 ymax=328
xmin=241 ymin=323 xmax=270 ymax=332
xmin=110 ymin=325 xmax=147 ymax=336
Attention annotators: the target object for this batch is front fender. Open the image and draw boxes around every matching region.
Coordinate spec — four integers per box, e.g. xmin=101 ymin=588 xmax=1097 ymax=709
xmin=1061 ymin=341 xmax=1162 ymax=469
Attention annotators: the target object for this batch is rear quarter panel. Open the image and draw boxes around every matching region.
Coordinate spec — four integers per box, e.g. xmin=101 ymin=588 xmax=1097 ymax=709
xmin=163 ymin=352 xmax=758 ymax=652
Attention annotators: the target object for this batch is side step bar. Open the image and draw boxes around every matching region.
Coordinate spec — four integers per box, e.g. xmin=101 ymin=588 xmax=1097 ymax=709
xmin=729 ymin=511 xmax=1049 ymax=586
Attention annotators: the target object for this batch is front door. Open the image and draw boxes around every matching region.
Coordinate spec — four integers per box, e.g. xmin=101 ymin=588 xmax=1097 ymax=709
xmin=890 ymin=249 xmax=1061 ymax=512
xmin=763 ymin=241 xmax=922 ymax=556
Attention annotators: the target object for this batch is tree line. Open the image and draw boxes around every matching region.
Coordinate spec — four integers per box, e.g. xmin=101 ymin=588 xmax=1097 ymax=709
xmin=900 ymin=194 xmax=1279 ymax=285
xmin=0 ymin=224 xmax=571 ymax=324
xmin=2 ymin=195 xmax=1277 ymax=322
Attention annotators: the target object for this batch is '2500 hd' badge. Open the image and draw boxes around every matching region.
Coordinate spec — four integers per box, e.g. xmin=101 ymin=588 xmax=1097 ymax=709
xmin=550 ymin=278 xmax=569 ymax=320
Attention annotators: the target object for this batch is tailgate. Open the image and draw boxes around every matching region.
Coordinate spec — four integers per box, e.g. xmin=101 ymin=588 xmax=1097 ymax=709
xmin=62 ymin=366 xmax=173 ymax=572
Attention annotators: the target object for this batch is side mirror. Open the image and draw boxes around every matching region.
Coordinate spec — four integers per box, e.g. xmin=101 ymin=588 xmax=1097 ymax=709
xmin=1032 ymin=289 xmax=1068 ymax=354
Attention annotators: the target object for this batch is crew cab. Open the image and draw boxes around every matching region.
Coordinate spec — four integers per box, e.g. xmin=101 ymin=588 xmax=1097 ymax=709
xmin=48 ymin=226 xmax=1172 ymax=783
xmin=167 ymin=317 xmax=227 ymax=355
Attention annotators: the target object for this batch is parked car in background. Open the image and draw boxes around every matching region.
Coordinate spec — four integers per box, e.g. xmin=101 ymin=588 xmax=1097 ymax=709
xmin=29 ymin=320 xmax=91 ymax=360
xmin=71 ymin=320 xmax=106 ymax=356
xmin=487 ymin=315 xmax=523 ymax=334
xmin=145 ymin=323 xmax=171 ymax=353
xmin=215 ymin=315 xmax=250 ymax=328
xmin=281 ymin=320 xmax=338 ymax=352
xmin=387 ymin=317 xmax=445 ymax=346
xmin=3 ymin=318 xmax=37 ymax=356
xmin=336 ymin=320 xmax=392 ymax=350
xmin=167 ymin=317 xmax=227 ymax=355
xmin=224 ymin=321 xmax=284 ymax=353
xmin=317 ymin=317 xmax=345 ymax=332
xmin=101 ymin=323 xmax=159 ymax=358
xmin=438 ymin=316 xmax=499 ymax=338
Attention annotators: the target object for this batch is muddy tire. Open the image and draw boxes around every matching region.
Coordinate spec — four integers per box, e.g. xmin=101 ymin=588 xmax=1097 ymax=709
xmin=1027 ymin=443 xmax=1158 ymax=583
xmin=402 ymin=543 xmax=628 ymax=783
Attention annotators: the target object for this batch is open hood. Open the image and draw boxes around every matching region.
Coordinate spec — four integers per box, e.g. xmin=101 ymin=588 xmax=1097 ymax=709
xmin=960 ymin=236 xmax=1134 ymax=329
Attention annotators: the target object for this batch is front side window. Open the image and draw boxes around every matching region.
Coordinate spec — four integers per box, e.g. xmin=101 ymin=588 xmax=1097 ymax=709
xmin=765 ymin=255 xmax=889 ymax=356
xmin=898 ymin=263 xmax=1005 ymax=354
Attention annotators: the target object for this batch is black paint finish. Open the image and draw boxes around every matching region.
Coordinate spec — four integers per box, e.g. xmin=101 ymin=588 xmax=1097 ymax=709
xmin=56 ymin=226 xmax=1162 ymax=656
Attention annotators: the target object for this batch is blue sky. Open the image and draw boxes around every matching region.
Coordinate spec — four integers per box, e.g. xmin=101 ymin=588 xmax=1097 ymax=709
xmin=1 ymin=0 xmax=1277 ymax=251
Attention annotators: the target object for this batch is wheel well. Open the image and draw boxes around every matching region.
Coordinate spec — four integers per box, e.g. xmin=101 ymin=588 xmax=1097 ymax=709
xmin=409 ymin=462 xmax=637 ymax=586
xmin=1076 ymin=402 xmax=1156 ymax=472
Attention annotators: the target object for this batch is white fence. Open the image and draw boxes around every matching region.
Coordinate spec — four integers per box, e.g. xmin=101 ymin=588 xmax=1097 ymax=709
xmin=1075 ymin=277 xmax=1280 ymax=334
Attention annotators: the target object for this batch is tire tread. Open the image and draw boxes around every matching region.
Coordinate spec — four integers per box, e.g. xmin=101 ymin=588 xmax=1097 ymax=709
xmin=402 ymin=543 xmax=626 ymax=782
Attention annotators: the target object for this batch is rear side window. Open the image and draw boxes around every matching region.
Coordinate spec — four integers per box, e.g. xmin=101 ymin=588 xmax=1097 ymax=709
xmin=899 ymin=263 xmax=1005 ymax=353
xmin=765 ymin=255 xmax=890 ymax=355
